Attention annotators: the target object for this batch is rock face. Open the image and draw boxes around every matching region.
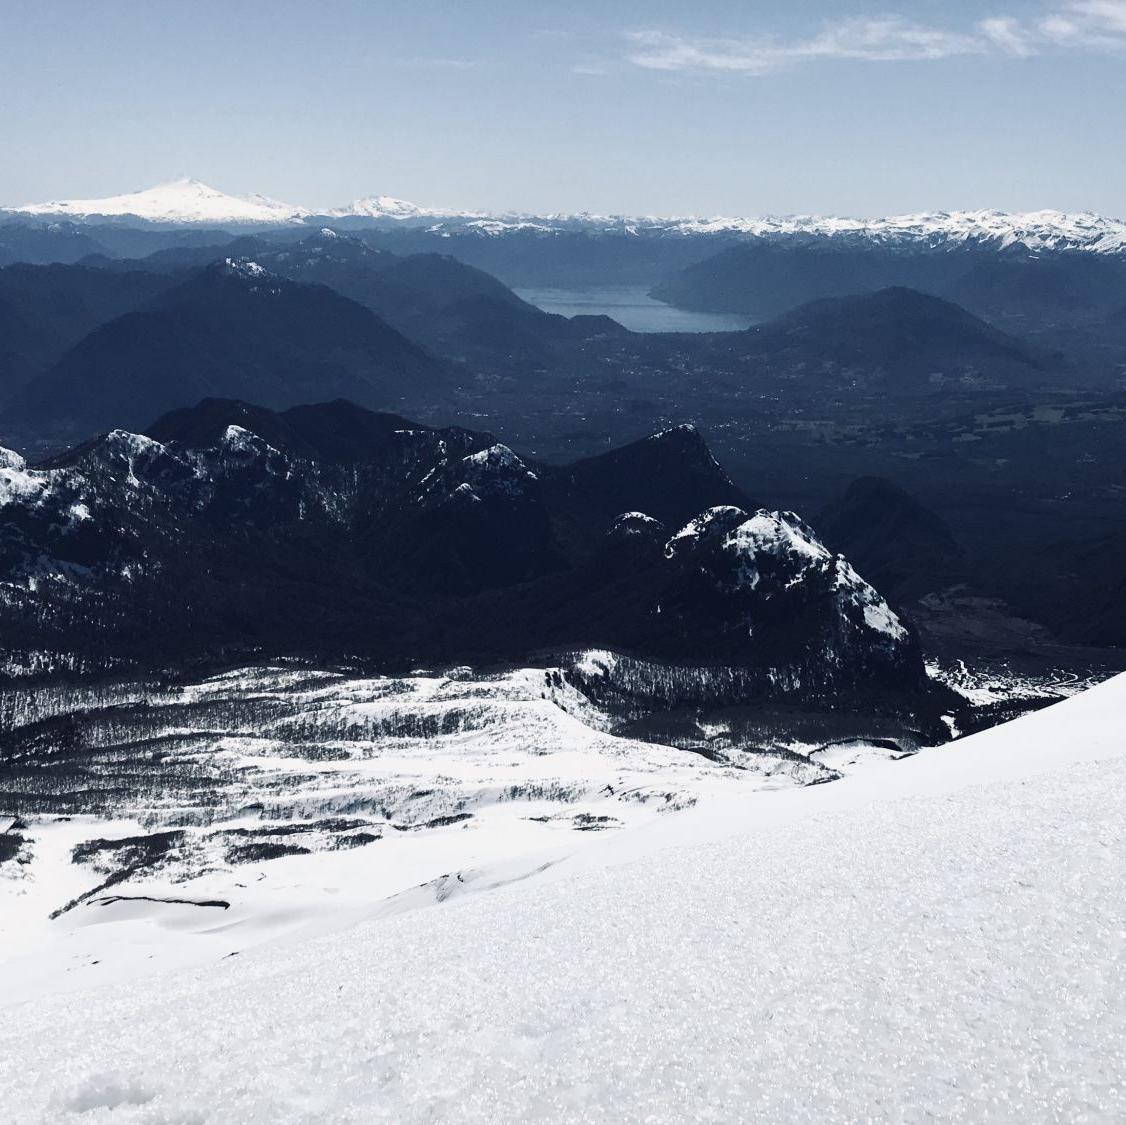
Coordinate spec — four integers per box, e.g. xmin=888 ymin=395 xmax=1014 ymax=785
xmin=0 ymin=398 xmax=925 ymax=712
xmin=552 ymin=506 xmax=922 ymax=708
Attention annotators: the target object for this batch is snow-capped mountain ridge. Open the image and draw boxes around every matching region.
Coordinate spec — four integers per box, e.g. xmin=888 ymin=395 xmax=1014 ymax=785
xmin=6 ymin=179 xmax=1126 ymax=252
xmin=331 ymin=195 xmax=487 ymax=222
xmin=328 ymin=201 xmax=1126 ymax=253
xmin=639 ymin=207 xmax=1126 ymax=252
xmin=0 ymin=401 xmax=929 ymax=712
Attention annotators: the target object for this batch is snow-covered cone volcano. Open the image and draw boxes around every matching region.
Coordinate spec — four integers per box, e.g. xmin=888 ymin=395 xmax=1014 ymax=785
xmin=10 ymin=178 xmax=309 ymax=224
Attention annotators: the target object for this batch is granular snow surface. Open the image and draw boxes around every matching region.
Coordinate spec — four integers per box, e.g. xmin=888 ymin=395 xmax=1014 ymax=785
xmin=2 ymin=675 xmax=1125 ymax=1121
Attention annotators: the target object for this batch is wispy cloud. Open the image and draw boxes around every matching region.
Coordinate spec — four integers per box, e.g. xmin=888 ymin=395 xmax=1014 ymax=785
xmin=626 ymin=20 xmax=984 ymax=74
xmin=404 ymin=57 xmax=482 ymax=70
xmin=1038 ymin=0 xmax=1126 ymax=44
xmin=625 ymin=2 xmax=1126 ymax=75
xmin=978 ymin=17 xmax=1037 ymax=57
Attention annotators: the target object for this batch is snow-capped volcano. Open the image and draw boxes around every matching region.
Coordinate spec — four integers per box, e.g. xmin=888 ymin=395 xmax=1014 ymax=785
xmin=9 ymin=178 xmax=309 ymax=224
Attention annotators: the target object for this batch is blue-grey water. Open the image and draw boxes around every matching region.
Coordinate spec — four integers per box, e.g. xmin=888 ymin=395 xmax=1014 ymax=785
xmin=515 ymin=286 xmax=755 ymax=334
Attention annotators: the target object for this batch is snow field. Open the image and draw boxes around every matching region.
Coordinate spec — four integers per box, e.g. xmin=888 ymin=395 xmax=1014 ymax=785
xmin=1 ymin=674 xmax=1123 ymax=1121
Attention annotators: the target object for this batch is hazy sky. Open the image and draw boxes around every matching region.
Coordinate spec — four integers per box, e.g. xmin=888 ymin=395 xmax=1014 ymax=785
xmin=2 ymin=0 xmax=1124 ymax=217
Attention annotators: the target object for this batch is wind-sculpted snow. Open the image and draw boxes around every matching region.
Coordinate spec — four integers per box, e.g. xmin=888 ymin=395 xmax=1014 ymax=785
xmin=1 ymin=671 xmax=1123 ymax=1120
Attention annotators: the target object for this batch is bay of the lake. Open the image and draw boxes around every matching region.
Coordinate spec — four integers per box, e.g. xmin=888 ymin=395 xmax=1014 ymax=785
xmin=515 ymin=286 xmax=755 ymax=334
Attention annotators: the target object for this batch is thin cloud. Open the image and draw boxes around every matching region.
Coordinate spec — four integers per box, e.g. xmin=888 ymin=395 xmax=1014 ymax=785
xmin=404 ymin=57 xmax=482 ymax=70
xmin=978 ymin=17 xmax=1037 ymax=56
xmin=626 ymin=20 xmax=985 ymax=74
xmin=1069 ymin=0 xmax=1126 ymax=32
xmin=1037 ymin=0 xmax=1126 ymax=44
xmin=625 ymin=4 xmax=1126 ymax=75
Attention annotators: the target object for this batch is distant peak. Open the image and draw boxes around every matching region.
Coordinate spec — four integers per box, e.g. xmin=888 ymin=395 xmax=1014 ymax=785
xmin=643 ymin=424 xmax=707 ymax=451
xmin=8 ymin=179 xmax=309 ymax=224
xmin=328 ymin=194 xmax=484 ymax=222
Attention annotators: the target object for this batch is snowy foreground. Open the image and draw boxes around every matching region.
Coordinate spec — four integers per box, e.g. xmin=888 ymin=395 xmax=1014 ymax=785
xmin=2 ymin=674 xmax=1125 ymax=1121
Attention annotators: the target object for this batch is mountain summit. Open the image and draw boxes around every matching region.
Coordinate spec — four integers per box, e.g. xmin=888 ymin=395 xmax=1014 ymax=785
xmin=9 ymin=178 xmax=309 ymax=224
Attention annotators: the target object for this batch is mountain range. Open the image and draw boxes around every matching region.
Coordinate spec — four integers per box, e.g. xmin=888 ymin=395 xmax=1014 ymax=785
xmin=654 ymin=234 xmax=1126 ymax=327
xmin=0 ymin=200 xmax=1123 ymax=661
xmin=0 ymin=398 xmax=936 ymax=726
xmin=6 ymin=179 xmax=1126 ymax=255
xmin=0 ymin=245 xmax=1069 ymax=451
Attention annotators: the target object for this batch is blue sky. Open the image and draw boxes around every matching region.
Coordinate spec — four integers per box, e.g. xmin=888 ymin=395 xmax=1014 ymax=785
xmin=2 ymin=0 xmax=1124 ymax=216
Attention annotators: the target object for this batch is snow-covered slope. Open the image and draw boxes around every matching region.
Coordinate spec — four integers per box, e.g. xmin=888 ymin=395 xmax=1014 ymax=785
xmin=1 ymin=671 xmax=1123 ymax=1119
xmin=9 ymin=178 xmax=309 ymax=224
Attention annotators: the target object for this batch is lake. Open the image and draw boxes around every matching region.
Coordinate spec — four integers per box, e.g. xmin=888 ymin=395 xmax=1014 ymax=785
xmin=514 ymin=285 xmax=755 ymax=334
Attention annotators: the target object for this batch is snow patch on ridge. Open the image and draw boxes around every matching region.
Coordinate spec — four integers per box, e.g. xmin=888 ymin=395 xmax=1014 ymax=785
xmin=220 ymin=424 xmax=278 ymax=459
xmin=664 ymin=506 xmax=747 ymax=558
xmin=460 ymin=444 xmax=538 ymax=496
xmin=221 ymin=257 xmax=268 ymax=278
xmin=608 ymin=512 xmax=664 ymax=538
xmin=832 ymin=557 xmax=909 ymax=641
xmin=0 ymin=447 xmax=46 ymax=508
xmin=722 ymin=510 xmax=830 ymax=574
